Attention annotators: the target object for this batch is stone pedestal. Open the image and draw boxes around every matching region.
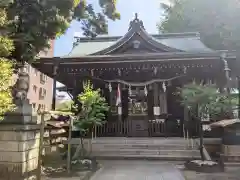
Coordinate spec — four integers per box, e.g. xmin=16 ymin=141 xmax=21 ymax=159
xmin=0 ymin=102 xmax=40 ymax=180
xmin=221 ymin=123 xmax=240 ymax=162
xmin=221 ymin=145 xmax=240 ymax=162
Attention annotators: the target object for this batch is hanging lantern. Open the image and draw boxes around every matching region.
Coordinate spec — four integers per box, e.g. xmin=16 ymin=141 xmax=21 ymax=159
xmin=128 ymin=85 xmax=132 ymax=96
xmin=108 ymin=83 xmax=112 ymax=92
xmin=162 ymin=82 xmax=166 ymax=92
xmin=144 ymin=85 xmax=148 ymax=96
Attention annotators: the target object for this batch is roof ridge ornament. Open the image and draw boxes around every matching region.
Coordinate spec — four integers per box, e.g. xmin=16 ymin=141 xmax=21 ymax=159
xmin=128 ymin=13 xmax=145 ymax=30
xmin=134 ymin=13 xmax=138 ymax=20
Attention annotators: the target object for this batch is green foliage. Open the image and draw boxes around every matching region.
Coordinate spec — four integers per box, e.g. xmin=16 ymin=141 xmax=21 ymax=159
xmin=178 ymin=82 xmax=238 ymax=119
xmin=5 ymin=0 xmax=120 ymax=63
xmin=74 ymin=81 xmax=109 ymax=135
xmin=0 ymin=36 xmax=14 ymax=57
xmin=159 ymin=0 xmax=240 ymax=50
xmin=0 ymin=3 xmax=15 ymax=120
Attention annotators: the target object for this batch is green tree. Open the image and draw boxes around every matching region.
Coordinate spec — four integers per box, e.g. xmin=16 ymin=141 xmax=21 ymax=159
xmin=6 ymin=0 xmax=120 ymax=63
xmin=159 ymin=0 xmax=240 ymax=50
xmin=178 ymin=82 xmax=237 ymax=160
xmin=0 ymin=0 xmax=15 ymax=120
xmin=72 ymin=81 xmax=109 ymax=159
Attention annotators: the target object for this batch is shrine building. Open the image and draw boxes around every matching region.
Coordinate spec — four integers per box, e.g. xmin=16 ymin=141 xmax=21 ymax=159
xmin=32 ymin=14 xmax=240 ymax=137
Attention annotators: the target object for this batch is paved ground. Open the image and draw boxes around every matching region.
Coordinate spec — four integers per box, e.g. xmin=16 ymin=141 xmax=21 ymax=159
xmin=183 ymin=167 xmax=240 ymax=180
xmin=91 ymin=160 xmax=185 ymax=180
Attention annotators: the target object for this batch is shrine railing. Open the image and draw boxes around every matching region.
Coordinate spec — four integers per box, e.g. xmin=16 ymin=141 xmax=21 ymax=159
xmin=94 ymin=120 xmax=222 ymax=138
xmin=95 ymin=120 xmax=131 ymax=137
xmin=94 ymin=119 xmax=182 ymax=137
xmin=148 ymin=120 xmax=181 ymax=137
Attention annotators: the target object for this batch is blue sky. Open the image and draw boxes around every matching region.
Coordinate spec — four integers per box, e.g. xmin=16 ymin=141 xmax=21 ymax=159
xmin=54 ymin=0 xmax=169 ymax=57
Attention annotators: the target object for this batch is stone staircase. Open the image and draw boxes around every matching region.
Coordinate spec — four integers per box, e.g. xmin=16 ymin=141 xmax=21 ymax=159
xmin=86 ymin=138 xmax=201 ymax=161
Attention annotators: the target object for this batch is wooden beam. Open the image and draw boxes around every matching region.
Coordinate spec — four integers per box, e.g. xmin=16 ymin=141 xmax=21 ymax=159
xmin=52 ymin=63 xmax=59 ymax=110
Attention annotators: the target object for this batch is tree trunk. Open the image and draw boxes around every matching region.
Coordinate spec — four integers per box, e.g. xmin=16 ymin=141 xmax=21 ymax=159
xmin=72 ymin=136 xmax=85 ymax=160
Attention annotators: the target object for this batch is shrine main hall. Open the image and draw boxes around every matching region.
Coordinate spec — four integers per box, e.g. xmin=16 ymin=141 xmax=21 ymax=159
xmin=33 ymin=15 xmax=239 ymax=137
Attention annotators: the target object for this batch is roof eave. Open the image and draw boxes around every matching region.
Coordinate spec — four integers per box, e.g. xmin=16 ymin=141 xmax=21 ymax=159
xmin=34 ymin=51 xmax=230 ymax=65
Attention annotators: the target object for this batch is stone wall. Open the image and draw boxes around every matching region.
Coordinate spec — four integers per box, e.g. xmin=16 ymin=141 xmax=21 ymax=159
xmin=0 ymin=124 xmax=40 ymax=180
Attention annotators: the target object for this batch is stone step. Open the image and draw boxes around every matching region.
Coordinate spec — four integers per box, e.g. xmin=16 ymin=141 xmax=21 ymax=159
xmin=90 ymin=143 xmax=196 ymax=150
xmin=89 ymin=139 xmax=189 ymax=144
xmin=92 ymin=154 xmax=201 ymax=161
xmin=82 ymin=138 xmax=189 ymax=143
xmin=81 ymin=138 xmax=200 ymax=161
xmin=91 ymin=149 xmax=200 ymax=156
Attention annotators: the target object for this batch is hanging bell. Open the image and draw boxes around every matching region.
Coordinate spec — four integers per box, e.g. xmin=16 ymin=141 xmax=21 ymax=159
xmin=162 ymin=82 xmax=166 ymax=92
xmin=108 ymin=83 xmax=112 ymax=92
xmin=144 ymin=85 xmax=148 ymax=96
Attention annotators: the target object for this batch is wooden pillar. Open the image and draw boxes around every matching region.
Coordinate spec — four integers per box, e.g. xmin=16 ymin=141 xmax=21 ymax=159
xmin=117 ymin=84 xmax=122 ymax=121
xmin=147 ymin=87 xmax=154 ymax=120
xmin=109 ymin=89 xmax=113 ymax=108
xmin=117 ymin=69 xmax=122 ymax=122
xmin=183 ymin=106 xmax=189 ymax=142
xmin=108 ymin=83 xmax=113 ymax=113
xmin=153 ymin=83 xmax=160 ymax=120
xmin=51 ymin=64 xmax=58 ymax=110
xmin=238 ymin=77 xmax=240 ymax=119
xmin=159 ymin=86 xmax=167 ymax=114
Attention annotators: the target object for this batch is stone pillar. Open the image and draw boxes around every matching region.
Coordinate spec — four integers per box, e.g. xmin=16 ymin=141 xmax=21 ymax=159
xmin=0 ymin=102 xmax=40 ymax=180
xmin=153 ymin=83 xmax=160 ymax=120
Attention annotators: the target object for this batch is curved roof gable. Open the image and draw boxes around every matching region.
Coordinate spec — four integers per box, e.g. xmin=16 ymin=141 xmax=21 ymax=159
xmin=67 ymin=14 xmax=212 ymax=57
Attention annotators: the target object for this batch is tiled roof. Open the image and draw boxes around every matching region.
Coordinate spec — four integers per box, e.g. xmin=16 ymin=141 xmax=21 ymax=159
xmin=210 ymin=119 xmax=240 ymax=128
xmin=66 ymin=31 xmax=212 ymax=57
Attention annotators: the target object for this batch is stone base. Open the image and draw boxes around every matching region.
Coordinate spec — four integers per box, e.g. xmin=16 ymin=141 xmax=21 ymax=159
xmin=1 ymin=100 xmax=37 ymax=125
xmin=0 ymin=124 xmax=40 ymax=180
xmin=0 ymin=162 xmax=38 ymax=180
xmin=222 ymin=145 xmax=240 ymax=156
xmin=221 ymin=145 xmax=240 ymax=162
xmin=184 ymin=160 xmax=224 ymax=173
xmin=221 ymin=154 xmax=240 ymax=162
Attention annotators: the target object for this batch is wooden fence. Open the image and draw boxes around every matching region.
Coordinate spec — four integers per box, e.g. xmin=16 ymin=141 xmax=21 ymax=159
xmin=94 ymin=120 xmax=182 ymax=137
xmin=94 ymin=120 xmax=222 ymax=138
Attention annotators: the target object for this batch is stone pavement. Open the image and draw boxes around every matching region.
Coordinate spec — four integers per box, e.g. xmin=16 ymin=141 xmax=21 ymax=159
xmin=91 ymin=160 xmax=185 ymax=180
